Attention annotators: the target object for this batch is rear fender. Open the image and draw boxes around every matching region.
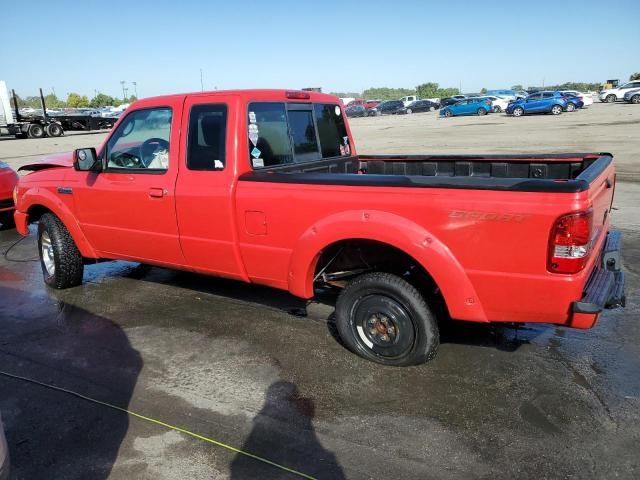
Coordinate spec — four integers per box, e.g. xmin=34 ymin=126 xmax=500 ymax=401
xmin=287 ymin=210 xmax=488 ymax=322
xmin=20 ymin=187 xmax=98 ymax=259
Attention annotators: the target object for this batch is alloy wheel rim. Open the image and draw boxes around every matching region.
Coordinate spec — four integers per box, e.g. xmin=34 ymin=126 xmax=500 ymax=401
xmin=41 ymin=231 xmax=55 ymax=276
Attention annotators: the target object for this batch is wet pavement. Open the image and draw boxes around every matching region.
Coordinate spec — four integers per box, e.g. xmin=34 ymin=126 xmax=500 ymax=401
xmin=0 ymin=213 xmax=639 ymax=479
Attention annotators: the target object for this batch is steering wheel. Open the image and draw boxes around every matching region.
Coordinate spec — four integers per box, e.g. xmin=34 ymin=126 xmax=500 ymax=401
xmin=141 ymin=138 xmax=170 ymax=166
xmin=110 ymin=151 xmax=144 ymax=168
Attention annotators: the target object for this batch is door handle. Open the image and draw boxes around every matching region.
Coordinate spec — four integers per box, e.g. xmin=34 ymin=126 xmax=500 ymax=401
xmin=149 ymin=188 xmax=166 ymax=198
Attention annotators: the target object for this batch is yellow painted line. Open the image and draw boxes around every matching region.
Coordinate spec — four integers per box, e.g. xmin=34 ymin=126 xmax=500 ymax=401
xmin=0 ymin=369 xmax=316 ymax=479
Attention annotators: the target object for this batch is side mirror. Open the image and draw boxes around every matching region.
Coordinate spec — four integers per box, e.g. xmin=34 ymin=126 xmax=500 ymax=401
xmin=74 ymin=148 xmax=101 ymax=172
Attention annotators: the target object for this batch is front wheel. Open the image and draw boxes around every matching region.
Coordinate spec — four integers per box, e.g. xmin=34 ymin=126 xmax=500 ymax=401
xmin=335 ymin=272 xmax=439 ymax=366
xmin=406 ymin=108 xmax=412 ymax=114
xmin=566 ymin=103 xmax=576 ymax=112
xmin=38 ymin=213 xmax=84 ymax=289
xmin=606 ymin=94 xmax=616 ymax=103
xmin=444 ymin=110 xmax=453 ymax=117
xmin=631 ymin=94 xmax=640 ymax=104
xmin=477 ymin=107 xmax=487 ymax=116
xmin=551 ymin=105 xmax=563 ymax=115
xmin=512 ymin=107 xmax=524 ymax=117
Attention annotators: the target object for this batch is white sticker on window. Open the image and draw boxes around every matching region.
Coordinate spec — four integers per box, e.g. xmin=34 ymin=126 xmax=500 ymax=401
xmin=252 ymin=158 xmax=264 ymax=168
xmin=214 ymin=160 xmax=224 ymax=169
xmin=249 ymin=131 xmax=259 ymax=146
xmin=248 ymin=124 xmax=259 ymax=134
xmin=249 ymin=111 xmax=256 ymax=123
xmin=335 ymin=106 xmax=341 ymax=116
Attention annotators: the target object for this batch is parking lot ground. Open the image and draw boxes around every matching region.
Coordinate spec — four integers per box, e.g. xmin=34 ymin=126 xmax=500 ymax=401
xmin=1 ymin=102 xmax=639 ymax=479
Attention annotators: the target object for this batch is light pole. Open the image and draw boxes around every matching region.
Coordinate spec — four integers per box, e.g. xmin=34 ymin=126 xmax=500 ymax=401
xmin=132 ymin=81 xmax=138 ymax=98
xmin=120 ymin=81 xmax=126 ymax=101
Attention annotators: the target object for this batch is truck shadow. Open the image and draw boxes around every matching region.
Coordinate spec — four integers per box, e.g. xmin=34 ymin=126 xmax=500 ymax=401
xmin=115 ymin=265 xmax=543 ymax=356
xmin=230 ymin=381 xmax=346 ymax=479
xmin=0 ymin=285 xmax=141 ymax=479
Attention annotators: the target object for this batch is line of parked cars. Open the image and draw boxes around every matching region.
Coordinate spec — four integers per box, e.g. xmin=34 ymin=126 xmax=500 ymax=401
xmin=343 ymin=84 xmax=630 ymax=120
xmin=598 ymin=80 xmax=640 ymax=103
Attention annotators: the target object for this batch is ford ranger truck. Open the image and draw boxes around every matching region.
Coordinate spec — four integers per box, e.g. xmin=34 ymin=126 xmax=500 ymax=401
xmin=13 ymin=89 xmax=625 ymax=366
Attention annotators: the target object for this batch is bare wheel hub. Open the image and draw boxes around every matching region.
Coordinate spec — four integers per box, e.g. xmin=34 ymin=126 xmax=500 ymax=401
xmin=367 ymin=313 xmax=397 ymax=343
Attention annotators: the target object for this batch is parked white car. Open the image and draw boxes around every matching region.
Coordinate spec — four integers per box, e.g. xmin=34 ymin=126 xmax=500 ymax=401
xmin=480 ymin=95 xmax=510 ymax=113
xmin=599 ymin=81 xmax=640 ymax=103
xmin=561 ymin=91 xmax=594 ymax=107
xmin=400 ymin=95 xmax=419 ymax=107
xmin=623 ymin=88 xmax=640 ymax=104
xmin=0 ymin=413 xmax=8 ymax=480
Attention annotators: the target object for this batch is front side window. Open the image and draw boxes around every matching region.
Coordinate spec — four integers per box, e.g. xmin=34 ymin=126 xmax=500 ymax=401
xmin=187 ymin=104 xmax=227 ymax=170
xmin=106 ymin=107 xmax=172 ymax=171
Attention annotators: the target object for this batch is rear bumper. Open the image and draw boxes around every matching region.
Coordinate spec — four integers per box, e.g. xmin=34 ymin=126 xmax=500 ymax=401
xmin=571 ymin=230 xmax=625 ymax=328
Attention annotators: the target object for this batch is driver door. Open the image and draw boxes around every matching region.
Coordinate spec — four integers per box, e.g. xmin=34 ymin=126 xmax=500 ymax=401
xmin=72 ymin=99 xmax=185 ymax=266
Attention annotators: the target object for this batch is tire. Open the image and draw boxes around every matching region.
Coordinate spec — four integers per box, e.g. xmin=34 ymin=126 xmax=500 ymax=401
xmin=550 ymin=105 xmax=562 ymax=115
xmin=606 ymin=94 xmax=616 ymax=103
xmin=0 ymin=211 xmax=15 ymax=229
xmin=335 ymin=272 xmax=439 ymax=366
xmin=444 ymin=110 xmax=453 ymax=117
xmin=477 ymin=107 xmax=487 ymax=116
xmin=38 ymin=213 xmax=84 ymax=289
xmin=493 ymin=105 xmax=502 ymax=113
xmin=406 ymin=108 xmax=412 ymax=114
xmin=45 ymin=122 xmax=63 ymax=137
xmin=429 ymin=106 xmax=434 ymax=112
xmin=512 ymin=107 xmax=524 ymax=117
xmin=27 ymin=123 xmax=45 ymax=138
xmin=566 ymin=103 xmax=576 ymax=112
xmin=631 ymin=95 xmax=640 ymax=104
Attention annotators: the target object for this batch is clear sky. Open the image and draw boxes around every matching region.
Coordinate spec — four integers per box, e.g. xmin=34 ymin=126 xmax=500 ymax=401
xmin=4 ymin=0 xmax=639 ymax=99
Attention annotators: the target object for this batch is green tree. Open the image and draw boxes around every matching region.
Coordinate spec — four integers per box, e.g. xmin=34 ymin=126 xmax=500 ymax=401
xmin=44 ymin=93 xmax=65 ymax=108
xmin=329 ymin=91 xmax=362 ymax=99
xmin=630 ymin=72 xmax=640 ymax=81
xmin=66 ymin=93 xmax=90 ymax=108
xmin=511 ymin=84 xmax=524 ymax=91
xmin=90 ymin=93 xmax=115 ymax=108
xmin=480 ymin=87 xmax=487 ymax=94
xmin=361 ymin=87 xmax=416 ymax=101
xmin=415 ymin=83 xmax=440 ymax=98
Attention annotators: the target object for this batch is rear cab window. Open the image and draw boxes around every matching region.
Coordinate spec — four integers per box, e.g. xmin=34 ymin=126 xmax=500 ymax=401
xmin=247 ymin=102 xmax=350 ymax=169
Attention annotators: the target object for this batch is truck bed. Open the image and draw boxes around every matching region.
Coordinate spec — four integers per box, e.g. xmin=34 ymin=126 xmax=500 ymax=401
xmin=240 ymin=153 xmax=611 ymax=193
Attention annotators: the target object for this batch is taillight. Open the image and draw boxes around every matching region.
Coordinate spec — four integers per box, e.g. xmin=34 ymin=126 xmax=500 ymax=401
xmin=286 ymin=90 xmax=311 ymax=100
xmin=548 ymin=210 xmax=593 ymax=274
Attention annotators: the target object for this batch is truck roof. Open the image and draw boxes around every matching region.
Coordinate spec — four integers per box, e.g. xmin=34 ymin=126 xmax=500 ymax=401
xmin=133 ymin=89 xmax=341 ymax=106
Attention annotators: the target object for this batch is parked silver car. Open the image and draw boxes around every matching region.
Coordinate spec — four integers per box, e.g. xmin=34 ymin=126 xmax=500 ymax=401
xmin=0 ymin=413 xmax=8 ymax=480
xmin=623 ymin=87 xmax=640 ymax=104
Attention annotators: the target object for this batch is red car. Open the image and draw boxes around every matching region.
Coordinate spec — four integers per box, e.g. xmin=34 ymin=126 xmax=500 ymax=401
xmin=0 ymin=162 xmax=18 ymax=227
xmin=345 ymin=99 xmax=366 ymax=109
xmin=365 ymin=100 xmax=380 ymax=109
xmin=14 ymin=89 xmax=625 ymax=366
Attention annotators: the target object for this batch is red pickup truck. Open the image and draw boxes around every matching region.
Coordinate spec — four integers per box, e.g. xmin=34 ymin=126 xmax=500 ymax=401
xmin=14 ymin=89 xmax=625 ymax=366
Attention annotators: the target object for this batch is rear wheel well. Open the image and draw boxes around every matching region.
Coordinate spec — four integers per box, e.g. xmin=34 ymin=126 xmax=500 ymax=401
xmin=313 ymin=239 xmax=448 ymax=316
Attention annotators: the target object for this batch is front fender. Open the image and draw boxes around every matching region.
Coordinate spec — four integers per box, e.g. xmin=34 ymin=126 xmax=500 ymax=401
xmin=287 ymin=210 xmax=488 ymax=322
xmin=19 ymin=186 xmax=98 ymax=259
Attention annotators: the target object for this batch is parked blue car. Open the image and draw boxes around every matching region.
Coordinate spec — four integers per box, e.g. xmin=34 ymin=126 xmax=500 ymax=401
xmin=440 ymin=97 xmax=493 ymax=117
xmin=561 ymin=92 xmax=585 ymax=111
xmin=505 ymin=91 xmax=569 ymax=117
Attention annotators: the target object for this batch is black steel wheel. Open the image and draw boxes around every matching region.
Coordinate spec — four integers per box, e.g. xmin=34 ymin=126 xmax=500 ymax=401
xmin=336 ymin=272 xmax=439 ymax=366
